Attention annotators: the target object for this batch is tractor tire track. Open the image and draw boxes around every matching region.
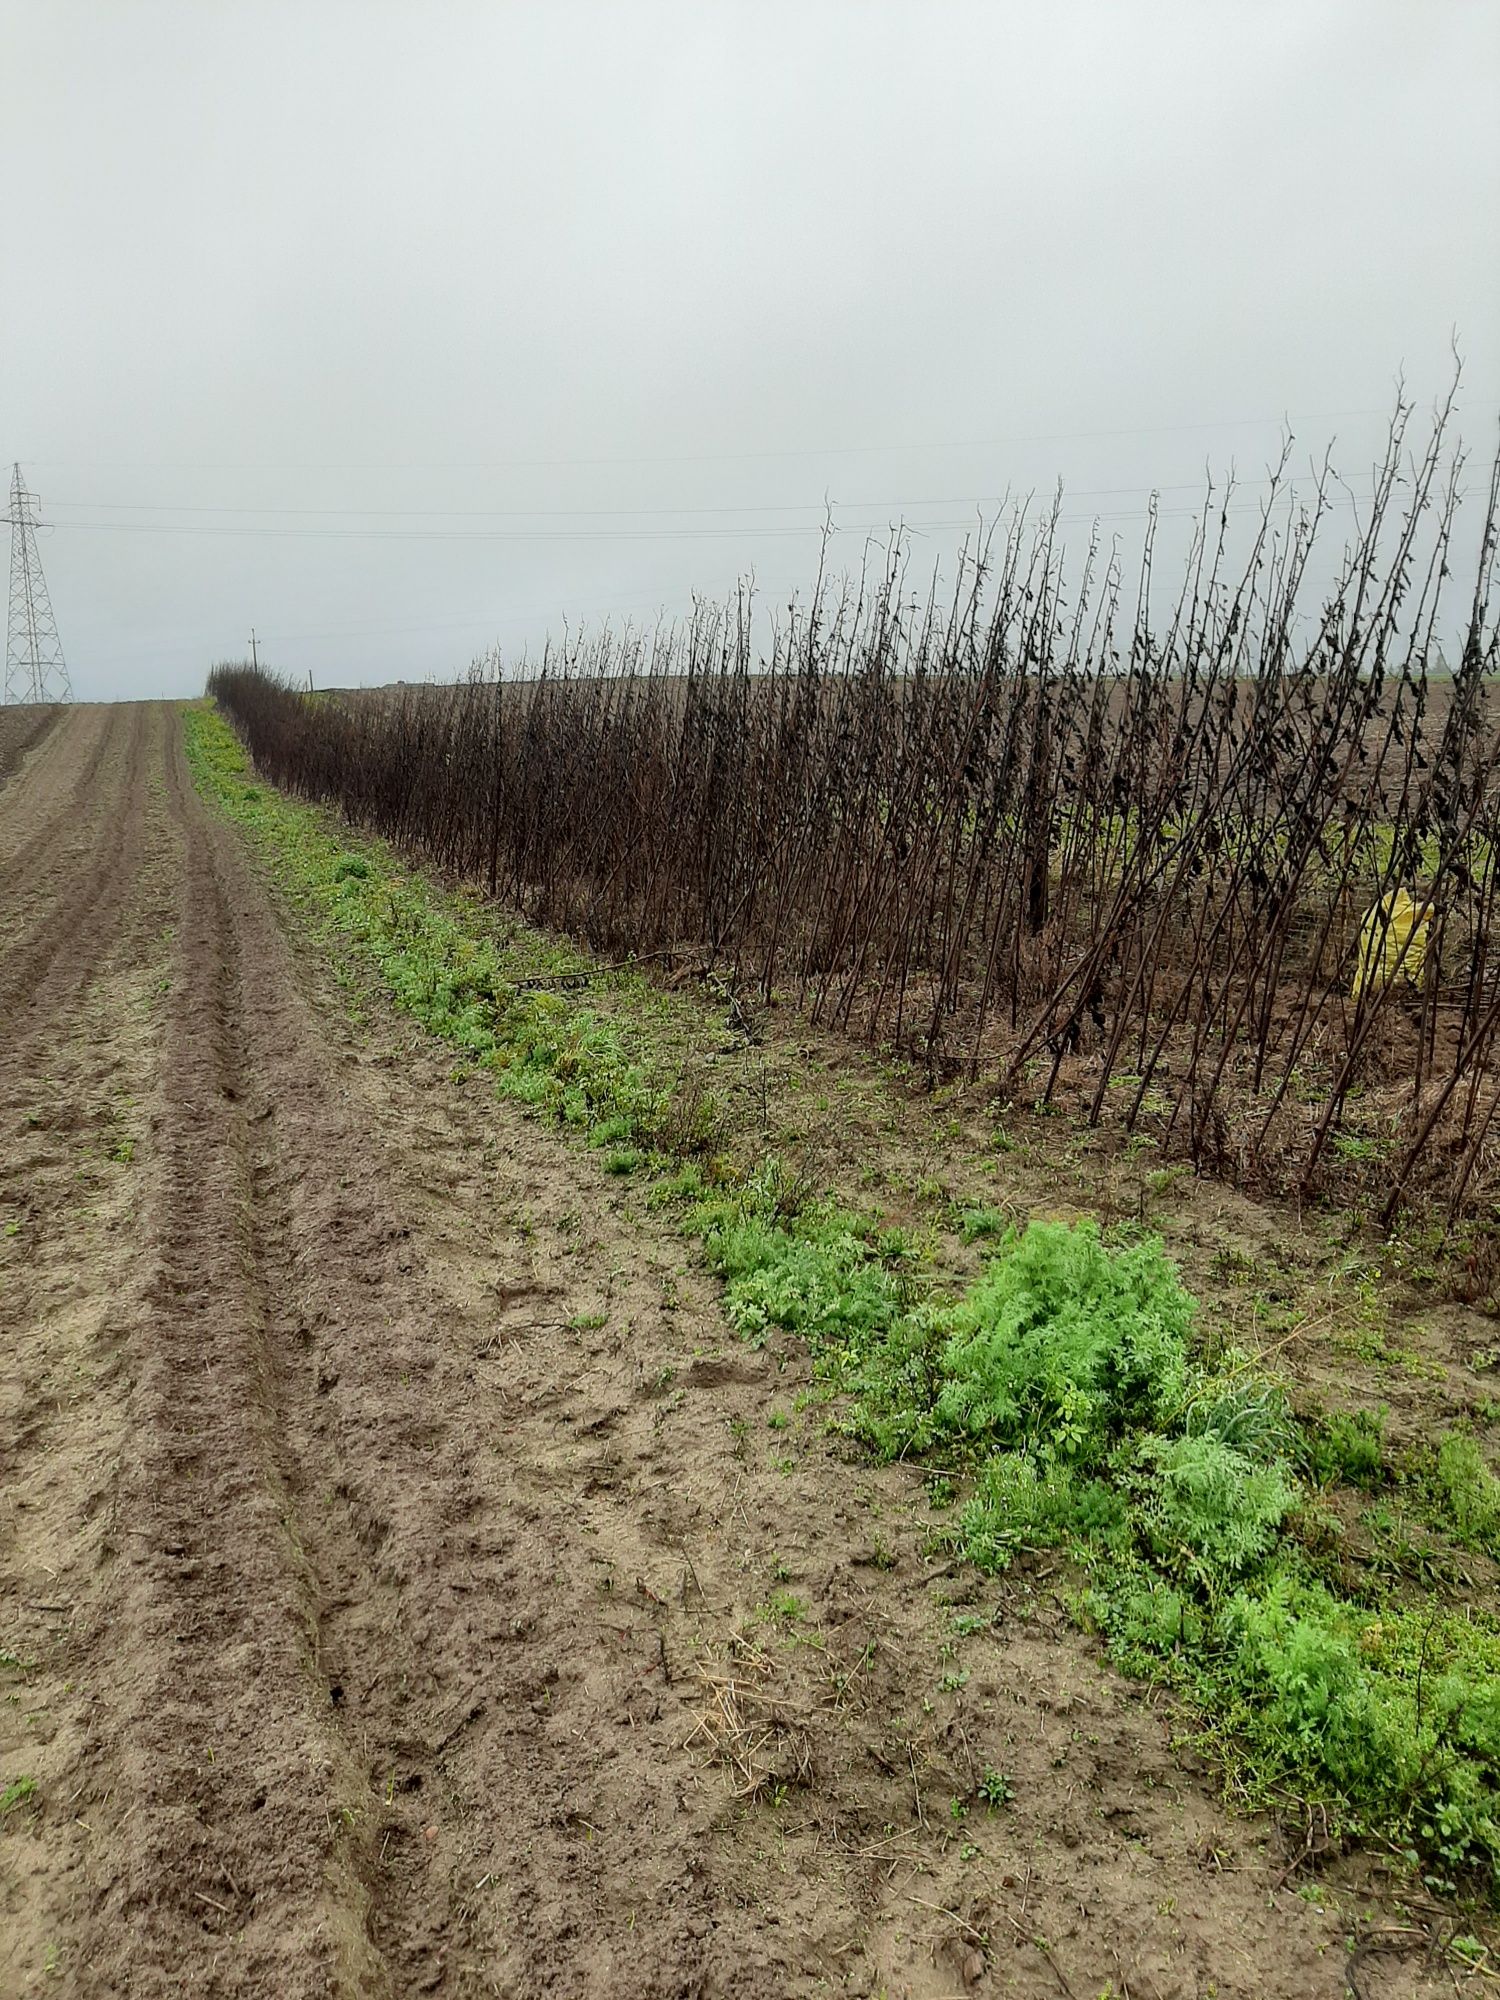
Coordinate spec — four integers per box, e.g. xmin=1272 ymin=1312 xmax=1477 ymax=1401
xmin=61 ymin=737 xmax=395 ymax=1997
xmin=0 ymin=704 xmax=151 ymax=1041
xmin=0 ymin=701 xmax=112 ymax=879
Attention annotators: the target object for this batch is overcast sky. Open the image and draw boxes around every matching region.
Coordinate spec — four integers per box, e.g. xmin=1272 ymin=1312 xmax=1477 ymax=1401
xmin=3 ymin=0 xmax=1498 ymax=702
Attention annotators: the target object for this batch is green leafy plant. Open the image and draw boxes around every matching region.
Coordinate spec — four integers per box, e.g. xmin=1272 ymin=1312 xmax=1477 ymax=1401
xmin=1307 ymin=1407 xmax=1386 ymax=1489
xmin=702 ymin=1199 xmax=905 ymax=1357
xmin=762 ymin=1589 xmax=807 ymax=1624
xmin=1433 ymin=1433 xmax=1500 ymax=1556
xmin=1135 ymin=1432 xmax=1297 ymax=1580
xmin=957 ymin=1204 xmax=1010 ymax=1243
xmin=933 ymin=1222 xmax=1194 ymax=1459
xmin=976 ymin=1767 xmax=1014 ymax=1809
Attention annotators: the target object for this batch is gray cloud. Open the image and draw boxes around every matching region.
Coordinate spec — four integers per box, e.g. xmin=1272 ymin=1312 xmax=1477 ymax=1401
xmin=4 ymin=0 xmax=1497 ymax=699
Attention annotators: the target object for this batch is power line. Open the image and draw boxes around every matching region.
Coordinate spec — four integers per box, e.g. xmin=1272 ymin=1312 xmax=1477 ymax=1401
xmin=48 ymin=492 xmax=1375 ymax=546
xmin=39 ymin=473 xmax=1325 ymax=523
xmin=23 ymin=404 xmax=1416 ymax=476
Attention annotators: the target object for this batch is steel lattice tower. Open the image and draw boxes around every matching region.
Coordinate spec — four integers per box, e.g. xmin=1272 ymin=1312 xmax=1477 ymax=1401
xmin=5 ymin=464 xmax=72 ymax=705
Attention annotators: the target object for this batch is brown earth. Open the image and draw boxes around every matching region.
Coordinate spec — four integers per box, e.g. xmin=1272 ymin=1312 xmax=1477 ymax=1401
xmin=0 ymin=705 xmax=59 ymax=792
xmin=0 ymin=704 xmax=1470 ymax=1997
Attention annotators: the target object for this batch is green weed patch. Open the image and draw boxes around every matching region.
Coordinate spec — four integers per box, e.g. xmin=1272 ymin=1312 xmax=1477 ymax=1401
xmin=697 ymin=1191 xmax=1500 ymax=1888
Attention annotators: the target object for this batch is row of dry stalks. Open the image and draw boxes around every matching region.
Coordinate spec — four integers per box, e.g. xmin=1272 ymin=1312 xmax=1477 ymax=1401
xmin=210 ymin=396 xmax=1500 ymax=1251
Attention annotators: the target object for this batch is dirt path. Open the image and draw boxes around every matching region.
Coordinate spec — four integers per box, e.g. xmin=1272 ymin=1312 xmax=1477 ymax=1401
xmin=0 ymin=704 xmax=1457 ymax=1997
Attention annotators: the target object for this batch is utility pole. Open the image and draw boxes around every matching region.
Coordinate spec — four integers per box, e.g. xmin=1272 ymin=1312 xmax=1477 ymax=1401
xmin=249 ymin=627 xmax=259 ymax=671
xmin=4 ymin=464 xmax=72 ymax=705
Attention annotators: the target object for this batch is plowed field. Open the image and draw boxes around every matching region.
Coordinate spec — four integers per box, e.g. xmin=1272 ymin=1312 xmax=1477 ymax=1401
xmin=0 ymin=705 xmax=1465 ymax=1996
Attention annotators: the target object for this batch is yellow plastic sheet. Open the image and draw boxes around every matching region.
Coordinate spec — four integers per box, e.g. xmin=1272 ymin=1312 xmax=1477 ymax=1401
xmin=1351 ymin=888 xmax=1429 ymax=1000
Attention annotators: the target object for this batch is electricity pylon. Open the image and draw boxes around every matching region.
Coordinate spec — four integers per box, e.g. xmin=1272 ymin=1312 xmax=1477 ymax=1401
xmin=5 ymin=464 xmax=71 ymax=704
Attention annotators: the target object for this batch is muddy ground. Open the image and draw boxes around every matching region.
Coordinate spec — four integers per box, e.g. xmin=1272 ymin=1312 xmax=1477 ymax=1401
xmin=0 ymin=704 xmax=1474 ymax=1997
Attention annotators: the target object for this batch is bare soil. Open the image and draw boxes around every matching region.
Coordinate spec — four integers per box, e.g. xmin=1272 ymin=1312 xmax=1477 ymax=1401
xmin=0 ymin=705 xmax=1467 ymax=1996
xmin=0 ymin=705 xmax=59 ymax=792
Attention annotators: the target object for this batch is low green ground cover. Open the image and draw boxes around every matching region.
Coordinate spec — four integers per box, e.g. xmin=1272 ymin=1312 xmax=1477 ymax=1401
xmin=186 ymin=702 xmax=1500 ymax=1896
xmin=697 ymin=1191 xmax=1500 ymax=1891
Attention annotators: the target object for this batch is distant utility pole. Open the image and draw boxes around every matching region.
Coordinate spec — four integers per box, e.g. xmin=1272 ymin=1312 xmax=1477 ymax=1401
xmin=249 ymin=627 xmax=259 ymax=671
xmin=4 ymin=464 xmax=72 ymax=705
